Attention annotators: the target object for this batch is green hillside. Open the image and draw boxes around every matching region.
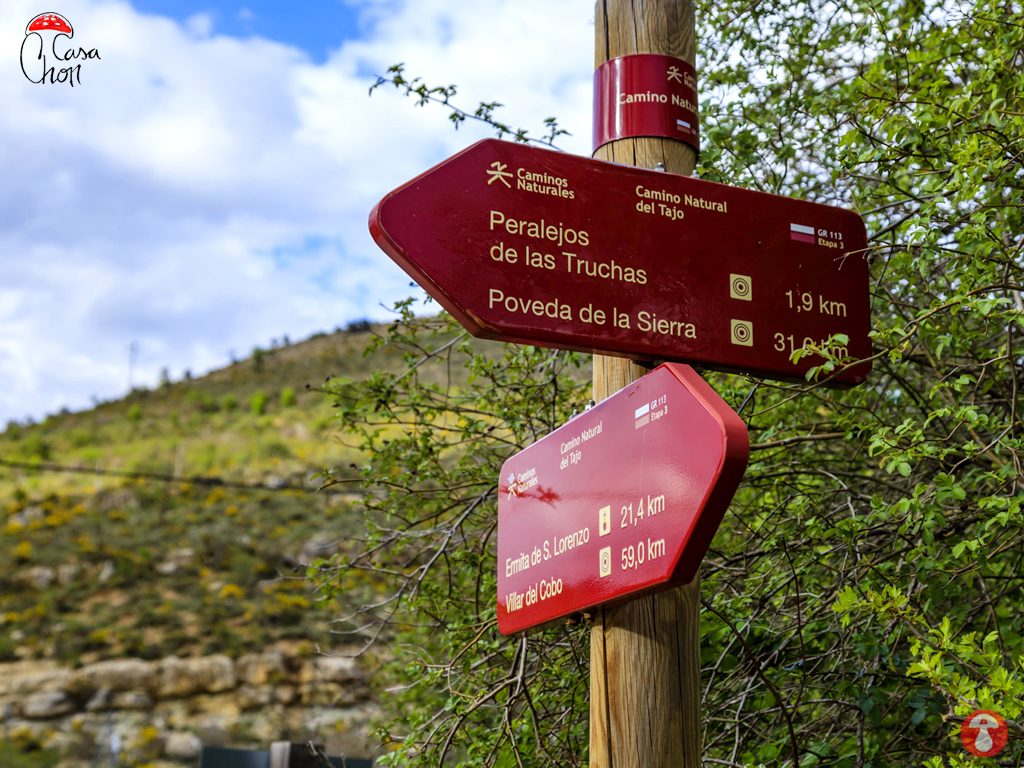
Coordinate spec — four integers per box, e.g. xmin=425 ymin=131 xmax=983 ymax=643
xmin=0 ymin=322 xmax=465 ymax=667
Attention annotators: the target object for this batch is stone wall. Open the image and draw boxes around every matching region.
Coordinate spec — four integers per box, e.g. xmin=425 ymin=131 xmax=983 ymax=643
xmin=0 ymin=650 xmax=378 ymax=767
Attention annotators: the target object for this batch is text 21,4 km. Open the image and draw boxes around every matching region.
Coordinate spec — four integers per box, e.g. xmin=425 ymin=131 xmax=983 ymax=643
xmin=621 ymin=493 xmax=666 ymax=527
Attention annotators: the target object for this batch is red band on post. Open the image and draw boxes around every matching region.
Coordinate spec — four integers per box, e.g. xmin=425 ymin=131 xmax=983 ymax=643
xmin=593 ymin=54 xmax=699 ymax=153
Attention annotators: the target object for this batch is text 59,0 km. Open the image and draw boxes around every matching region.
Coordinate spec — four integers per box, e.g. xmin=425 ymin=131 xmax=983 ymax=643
xmin=622 ymin=537 xmax=666 ymax=571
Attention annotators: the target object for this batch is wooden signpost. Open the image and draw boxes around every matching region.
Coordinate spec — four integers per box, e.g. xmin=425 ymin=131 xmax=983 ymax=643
xmin=590 ymin=5 xmax=702 ymax=766
xmin=367 ymin=0 xmax=871 ymax=765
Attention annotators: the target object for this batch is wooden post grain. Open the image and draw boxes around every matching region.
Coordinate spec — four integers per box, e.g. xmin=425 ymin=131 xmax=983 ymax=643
xmin=590 ymin=2 xmax=701 ymax=767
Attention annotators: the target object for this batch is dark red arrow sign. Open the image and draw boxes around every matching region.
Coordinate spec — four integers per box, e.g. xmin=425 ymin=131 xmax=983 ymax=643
xmin=370 ymin=139 xmax=871 ymax=386
xmin=496 ymin=363 xmax=748 ymax=635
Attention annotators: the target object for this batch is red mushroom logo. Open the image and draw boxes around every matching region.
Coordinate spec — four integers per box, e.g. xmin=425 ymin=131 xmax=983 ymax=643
xmin=961 ymin=709 xmax=1008 ymax=757
xmin=26 ymin=12 xmax=73 ymax=36
xmin=20 ymin=12 xmax=99 ymax=87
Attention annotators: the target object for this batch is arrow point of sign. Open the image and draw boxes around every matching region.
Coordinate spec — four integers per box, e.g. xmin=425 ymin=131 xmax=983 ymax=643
xmin=369 ymin=189 xmax=490 ymax=339
xmin=661 ymin=364 xmax=749 ymax=587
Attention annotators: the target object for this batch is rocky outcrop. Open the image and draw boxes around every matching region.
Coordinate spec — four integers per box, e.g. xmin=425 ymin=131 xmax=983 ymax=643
xmin=13 ymin=566 xmax=56 ymax=589
xmin=158 ymin=655 xmax=237 ymax=697
xmin=301 ymin=655 xmax=360 ymax=684
xmin=236 ymin=651 xmax=285 ymax=685
xmin=155 ymin=547 xmax=196 ymax=575
xmin=0 ymin=661 xmax=72 ymax=698
xmin=74 ymin=658 xmax=156 ymax=692
xmin=56 ymin=562 xmax=81 ymax=585
xmin=165 ymin=731 xmax=204 ymax=760
xmin=22 ymin=689 xmax=74 ymax=718
xmin=0 ymin=651 xmax=377 ymax=766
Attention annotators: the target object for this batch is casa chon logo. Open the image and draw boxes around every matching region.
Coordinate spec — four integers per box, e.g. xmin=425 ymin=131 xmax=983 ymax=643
xmin=20 ymin=13 xmax=100 ymax=86
xmin=960 ymin=709 xmax=1008 ymax=757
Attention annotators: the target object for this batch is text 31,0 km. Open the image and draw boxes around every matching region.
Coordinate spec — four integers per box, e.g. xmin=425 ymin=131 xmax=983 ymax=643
xmin=774 ymin=334 xmax=850 ymax=358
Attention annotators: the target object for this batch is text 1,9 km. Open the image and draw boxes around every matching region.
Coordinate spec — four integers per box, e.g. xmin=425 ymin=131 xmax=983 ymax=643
xmin=785 ymin=290 xmax=848 ymax=317
xmin=622 ymin=537 xmax=667 ymax=571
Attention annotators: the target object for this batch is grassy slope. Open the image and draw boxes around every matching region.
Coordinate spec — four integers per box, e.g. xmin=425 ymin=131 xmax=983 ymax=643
xmin=0 ymin=324 xmax=469 ymax=666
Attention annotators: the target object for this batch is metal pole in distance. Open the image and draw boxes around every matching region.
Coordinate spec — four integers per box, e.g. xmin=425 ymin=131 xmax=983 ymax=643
xmin=269 ymin=741 xmax=291 ymax=768
xmin=590 ymin=2 xmax=700 ymax=767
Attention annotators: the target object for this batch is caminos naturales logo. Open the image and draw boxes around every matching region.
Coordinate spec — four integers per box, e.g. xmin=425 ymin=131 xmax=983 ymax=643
xmin=20 ymin=12 xmax=100 ymax=86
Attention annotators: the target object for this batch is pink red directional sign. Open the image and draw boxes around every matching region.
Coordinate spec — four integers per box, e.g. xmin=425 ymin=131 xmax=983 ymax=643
xmin=370 ymin=138 xmax=872 ymax=386
xmin=496 ymin=363 xmax=748 ymax=635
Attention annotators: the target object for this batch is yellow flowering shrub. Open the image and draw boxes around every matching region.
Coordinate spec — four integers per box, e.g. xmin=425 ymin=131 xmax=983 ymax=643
xmin=219 ymin=584 xmax=244 ymax=600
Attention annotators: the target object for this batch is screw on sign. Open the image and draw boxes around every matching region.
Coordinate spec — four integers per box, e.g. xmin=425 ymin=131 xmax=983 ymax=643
xmin=961 ymin=710 xmax=1007 ymax=757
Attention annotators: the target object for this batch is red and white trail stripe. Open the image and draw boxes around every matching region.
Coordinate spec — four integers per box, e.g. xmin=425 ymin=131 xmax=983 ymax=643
xmin=634 ymin=403 xmax=650 ymax=429
xmin=790 ymin=223 xmax=816 ymax=243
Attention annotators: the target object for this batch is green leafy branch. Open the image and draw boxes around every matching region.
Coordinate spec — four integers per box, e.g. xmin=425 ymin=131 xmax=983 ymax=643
xmin=370 ymin=64 xmax=570 ymax=149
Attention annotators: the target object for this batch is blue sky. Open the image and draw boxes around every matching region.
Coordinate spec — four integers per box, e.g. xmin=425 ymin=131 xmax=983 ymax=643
xmin=0 ymin=0 xmax=595 ymax=424
xmin=130 ymin=0 xmax=365 ymax=62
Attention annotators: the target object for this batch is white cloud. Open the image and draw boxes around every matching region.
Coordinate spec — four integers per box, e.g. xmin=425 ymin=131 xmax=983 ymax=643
xmin=0 ymin=0 xmax=595 ymax=423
